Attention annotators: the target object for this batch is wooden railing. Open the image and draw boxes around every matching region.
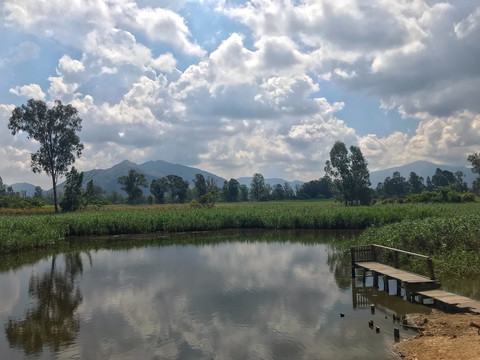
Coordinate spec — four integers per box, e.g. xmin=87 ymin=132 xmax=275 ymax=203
xmin=351 ymin=244 xmax=435 ymax=280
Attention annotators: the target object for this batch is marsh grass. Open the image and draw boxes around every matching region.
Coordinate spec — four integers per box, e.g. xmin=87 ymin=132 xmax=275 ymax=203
xmin=0 ymin=201 xmax=437 ymax=253
xmin=1 ymin=201 xmax=480 ymax=277
xmin=345 ymin=207 xmax=480 ymax=277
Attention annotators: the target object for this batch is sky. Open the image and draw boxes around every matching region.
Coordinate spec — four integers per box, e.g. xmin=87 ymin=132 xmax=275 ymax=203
xmin=0 ymin=0 xmax=479 ymax=188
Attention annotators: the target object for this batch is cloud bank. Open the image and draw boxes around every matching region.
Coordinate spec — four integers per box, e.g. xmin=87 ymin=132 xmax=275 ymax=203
xmin=0 ymin=0 xmax=479 ymax=187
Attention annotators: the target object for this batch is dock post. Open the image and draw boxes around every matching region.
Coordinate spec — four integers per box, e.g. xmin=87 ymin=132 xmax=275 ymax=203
xmin=373 ymin=272 xmax=378 ymax=288
xmin=427 ymin=258 xmax=435 ymax=280
xmin=371 ymin=244 xmax=377 ymax=262
xmin=396 ymin=280 xmax=402 ymax=296
xmin=394 ymin=328 xmax=400 ymax=342
xmin=351 ymin=247 xmax=356 ymax=278
xmin=384 ymin=276 xmax=390 ymax=294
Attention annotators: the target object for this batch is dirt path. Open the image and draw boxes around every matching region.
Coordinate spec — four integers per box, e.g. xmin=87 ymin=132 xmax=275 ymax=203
xmin=395 ymin=310 xmax=480 ymax=360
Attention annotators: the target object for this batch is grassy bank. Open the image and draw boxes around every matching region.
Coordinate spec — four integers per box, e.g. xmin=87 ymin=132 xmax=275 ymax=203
xmin=1 ymin=201 xmax=480 ymax=277
xmin=349 ymin=212 xmax=480 ymax=277
xmin=0 ymin=201 xmax=437 ymax=253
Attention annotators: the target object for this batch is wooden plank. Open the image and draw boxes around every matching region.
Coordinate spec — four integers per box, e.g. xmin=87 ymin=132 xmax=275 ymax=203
xmin=456 ymin=300 xmax=480 ymax=308
xmin=418 ymin=290 xmax=455 ymax=297
xmin=355 ymin=262 xmax=435 ymax=283
xmin=418 ymin=290 xmax=480 ymax=311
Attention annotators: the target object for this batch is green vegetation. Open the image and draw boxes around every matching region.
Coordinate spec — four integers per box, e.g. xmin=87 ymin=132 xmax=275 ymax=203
xmin=0 ymin=196 xmax=45 ymax=209
xmin=1 ymin=201 xmax=480 ymax=279
xmin=343 ymin=203 xmax=480 ymax=278
xmin=0 ymin=201 xmax=436 ymax=253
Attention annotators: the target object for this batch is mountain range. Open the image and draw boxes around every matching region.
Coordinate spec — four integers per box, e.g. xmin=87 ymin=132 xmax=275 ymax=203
xmin=369 ymin=160 xmax=475 ymax=187
xmin=237 ymin=177 xmax=304 ymax=189
xmin=61 ymin=160 xmax=227 ymax=195
xmin=5 ymin=159 xmax=476 ymax=196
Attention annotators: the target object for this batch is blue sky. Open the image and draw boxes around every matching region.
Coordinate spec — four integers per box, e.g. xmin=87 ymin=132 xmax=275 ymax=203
xmin=1 ymin=0 xmax=479 ymax=188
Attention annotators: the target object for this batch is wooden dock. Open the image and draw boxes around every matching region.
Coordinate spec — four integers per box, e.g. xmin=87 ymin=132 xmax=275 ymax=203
xmin=417 ymin=290 xmax=480 ymax=314
xmin=351 ymin=244 xmax=480 ymax=313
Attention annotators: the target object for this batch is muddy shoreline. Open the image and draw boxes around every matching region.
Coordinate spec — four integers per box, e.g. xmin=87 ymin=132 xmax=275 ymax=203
xmin=395 ymin=310 xmax=480 ymax=360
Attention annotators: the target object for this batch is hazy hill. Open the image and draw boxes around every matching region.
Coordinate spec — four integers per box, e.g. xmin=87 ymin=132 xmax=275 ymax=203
xmin=11 ymin=183 xmax=38 ymax=197
xmin=237 ymin=177 xmax=304 ymax=189
xmin=59 ymin=161 xmax=303 ymax=195
xmin=58 ymin=160 xmax=227 ymax=195
xmin=370 ymin=161 xmax=476 ymax=187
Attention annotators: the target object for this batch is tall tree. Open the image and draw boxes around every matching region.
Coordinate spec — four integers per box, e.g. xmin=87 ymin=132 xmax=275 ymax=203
xmin=84 ymin=182 xmax=105 ymax=204
xmin=193 ymin=173 xmax=207 ymax=197
xmin=222 ymin=181 xmax=229 ymax=202
xmin=383 ymin=172 xmax=408 ymax=197
xmin=205 ymin=176 xmax=219 ymax=194
xmin=431 ymin=168 xmax=456 ymax=188
xmin=408 ymin=172 xmax=425 ymax=194
xmin=250 ymin=173 xmax=266 ymax=202
xmin=468 ymin=153 xmax=480 ymax=195
xmin=349 ymin=145 xmax=371 ymax=205
xmin=59 ymin=167 xmax=84 ymax=212
xmin=164 ymin=174 xmax=189 ymax=203
xmin=325 ymin=141 xmax=371 ymax=205
xmin=239 ymin=184 xmax=249 ymax=202
xmin=118 ymin=169 xmax=148 ymax=204
xmin=325 ymin=141 xmax=351 ymax=204
xmin=227 ymin=178 xmax=240 ymax=202
xmin=376 ymin=182 xmax=385 ymax=197
xmin=283 ymin=182 xmax=295 ymax=199
xmin=425 ymin=176 xmax=433 ymax=191
xmin=468 ymin=153 xmax=480 ymax=174
xmin=8 ymin=99 xmax=83 ymax=213
xmin=271 ymin=184 xmax=286 ymax=200
xmin=33 ymin=186 xmax=43 ymax=199
xmin=297 ymin=177 xmax=332 ymax=199
xmin=150 ymin=178 xmax=168 ymax=204
xmin=6 ymin=186 xmax=14 ymax=197
xmin=454 ymin=171 xmax=468 ymax=192
xmin=0 ymin=177 xmax=6 ymax=196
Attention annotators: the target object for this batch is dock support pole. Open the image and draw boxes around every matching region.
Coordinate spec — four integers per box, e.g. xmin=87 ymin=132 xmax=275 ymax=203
xmin=427 ymin=258 xmax=435 ymax=280
xmin=394 ymin=328 xmax=400 ymax=342
xmin=396 ymin=280 xmax=402 ymax=297
xmin=351 ymin=247 xmax=356 ymax=278
xmin=384 ymin=276 xmax=390 ymax=294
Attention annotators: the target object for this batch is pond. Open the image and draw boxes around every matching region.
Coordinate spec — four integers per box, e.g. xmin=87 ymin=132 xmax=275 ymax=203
xmin=0 ymin=230 xmax=431 ymax=359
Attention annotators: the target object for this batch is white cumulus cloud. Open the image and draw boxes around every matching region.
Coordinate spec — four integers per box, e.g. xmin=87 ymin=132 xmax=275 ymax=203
xmin=9 ymin=84 xmax=46 ymax=100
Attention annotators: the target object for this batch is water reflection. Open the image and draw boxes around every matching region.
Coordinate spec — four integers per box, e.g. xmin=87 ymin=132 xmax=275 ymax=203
xmin=0 ymin=230 xmax=428 ymax=359
xmin=5 ymin=253 xmax=85 ymax=356
xmin=327 ymin=250 xmax=352 ymax=290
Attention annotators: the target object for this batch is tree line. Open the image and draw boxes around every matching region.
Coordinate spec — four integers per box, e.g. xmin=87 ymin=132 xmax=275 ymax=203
xmin=4 ymin=99 xmax=480 ymax=210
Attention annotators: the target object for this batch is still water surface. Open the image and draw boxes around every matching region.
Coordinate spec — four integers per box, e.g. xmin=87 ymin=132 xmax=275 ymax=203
xmin=0 ymin=230 xmax=430 ymax=359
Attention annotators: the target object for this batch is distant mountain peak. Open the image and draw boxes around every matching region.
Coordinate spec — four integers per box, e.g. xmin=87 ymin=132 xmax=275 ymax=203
xmin=115 ymin=160 xmax=138 ymax=167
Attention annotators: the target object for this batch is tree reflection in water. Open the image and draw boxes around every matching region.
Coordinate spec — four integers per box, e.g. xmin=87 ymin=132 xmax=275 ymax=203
xmin=5 ymin=253 xmax=87 ymax=356
xmin=327 ymin=248 xmax=351 ymax=290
